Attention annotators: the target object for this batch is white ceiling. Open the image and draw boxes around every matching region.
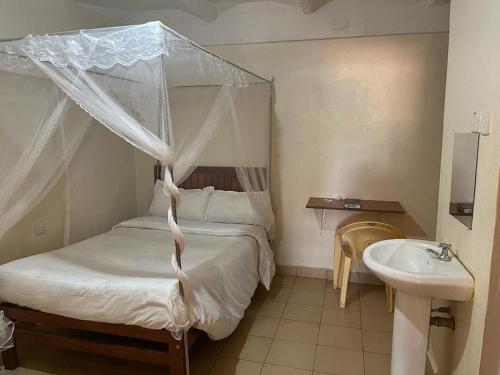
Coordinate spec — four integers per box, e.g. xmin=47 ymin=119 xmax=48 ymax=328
xmin=75 ymin=1 xmax=334 ymax=22
xmin=74 ymin=0 xmax=450 ymax=45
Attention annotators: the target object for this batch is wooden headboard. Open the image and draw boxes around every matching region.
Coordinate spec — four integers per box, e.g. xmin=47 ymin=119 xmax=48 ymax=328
xmin=154 ymin=165 xmax=267 ymax=192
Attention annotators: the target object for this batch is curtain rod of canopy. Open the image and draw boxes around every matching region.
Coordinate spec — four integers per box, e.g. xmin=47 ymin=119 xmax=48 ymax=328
xmin=0 ymin=51 xmax=144 ymax=85
xmin=0 ymin=50 xmax=271 ymax=88
xmin=0 ymin=22 xmax=271 ymax=85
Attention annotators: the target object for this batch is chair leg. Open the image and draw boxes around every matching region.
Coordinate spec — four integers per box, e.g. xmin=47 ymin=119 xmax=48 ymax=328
xmin=385 ymin=285 xmax=394 ymax=312
xmin=339 ymin=257 xmax=352 ymax=309
xmin=337 ymin=253 xmax=344 ymax=290
xmin=333 ymin=234 xmax=342 ymax=289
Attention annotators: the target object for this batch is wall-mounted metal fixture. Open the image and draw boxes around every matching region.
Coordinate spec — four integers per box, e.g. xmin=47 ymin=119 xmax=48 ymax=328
xmin=430 ymin=306 xmax=455 ymax=330
xmin=430 ymin=316 xmax=455 ymax=330
xmin=431 ymin=306 xmax=451 ymax=314
xmin=449 ymin=133 xmax=480 ymax=229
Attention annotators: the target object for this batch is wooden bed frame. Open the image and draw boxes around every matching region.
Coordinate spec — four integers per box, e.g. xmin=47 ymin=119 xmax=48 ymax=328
xmin=155 ymin=165 xmax=248 ymax=192
xmin=1 ymin=166 xmax=264 ymax=375
xmin=0 ymin=303 xmax=194 ymax=374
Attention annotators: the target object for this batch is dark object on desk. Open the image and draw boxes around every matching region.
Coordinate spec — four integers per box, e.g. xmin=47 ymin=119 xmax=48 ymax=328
xmin=457 ymin=203 xmax=473 ymax=214
xmin=306 ymin=197 xmax=405 ymax=213
xmin=449 ymin=203 xmax=473 ymax=217
xmin=344 ymin=199 xmax=361 ymax=209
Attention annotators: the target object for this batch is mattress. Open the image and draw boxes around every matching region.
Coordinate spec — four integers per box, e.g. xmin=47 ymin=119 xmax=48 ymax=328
xmin=0 ymin=216 xmax=275 ymax=339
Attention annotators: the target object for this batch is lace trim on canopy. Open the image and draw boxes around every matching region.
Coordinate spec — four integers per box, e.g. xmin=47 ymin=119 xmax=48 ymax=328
xmin=0 ymin=22 xmax=250 ymax=87
xmin=20 ymin=22 xmax=172 ymax=70
xmin=0 ymin=53 xmax=35 ymax=72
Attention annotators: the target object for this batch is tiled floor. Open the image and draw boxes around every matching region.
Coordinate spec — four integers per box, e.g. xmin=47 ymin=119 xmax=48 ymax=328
xmin=190 ymin=276 xmax=393 ymax=375
xmin=7 ymin=276 xmax=393 ymax=375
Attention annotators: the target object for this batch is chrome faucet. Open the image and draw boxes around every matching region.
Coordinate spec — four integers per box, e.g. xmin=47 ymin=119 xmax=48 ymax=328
xmin=426 ymin=243 xmax=453 ymax=262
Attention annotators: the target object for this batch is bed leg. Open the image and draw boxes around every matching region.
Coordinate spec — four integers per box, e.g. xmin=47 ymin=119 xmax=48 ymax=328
xmin=2 ymin=339 xmax=19 ymax=370
xmin=171 ymin=333 xmax=189 ymax=375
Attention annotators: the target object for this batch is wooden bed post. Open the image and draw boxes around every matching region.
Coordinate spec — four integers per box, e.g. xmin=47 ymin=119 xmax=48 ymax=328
xmin=171 ymin=333 xmax=188 ymax=375
xmin=169 ymin=167 xmax=190 ymax=375
xmin=2 ymin=338 xmax=19 ymax=370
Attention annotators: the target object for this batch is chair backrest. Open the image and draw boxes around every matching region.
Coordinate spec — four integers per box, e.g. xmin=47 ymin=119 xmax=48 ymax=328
xmin=336 ymin=221 xmax=405 ymax=260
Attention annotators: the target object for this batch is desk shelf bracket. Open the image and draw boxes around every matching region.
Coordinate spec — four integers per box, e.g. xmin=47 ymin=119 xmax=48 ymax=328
xmin=320 ymin=208 xmax=326 ymax=235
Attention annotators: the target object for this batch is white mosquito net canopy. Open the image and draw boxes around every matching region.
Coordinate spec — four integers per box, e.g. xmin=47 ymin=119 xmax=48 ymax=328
xmin=0 ymin=22 xmax=273 ymax=336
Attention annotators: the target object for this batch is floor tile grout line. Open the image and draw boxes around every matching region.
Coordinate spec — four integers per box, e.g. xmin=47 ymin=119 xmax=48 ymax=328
xmin=205 ymin=352 xmax=218 ymax=374
xmin=264 ymin=340 xmax=317 ymax=373
xmin=283 ymin=301 xmax=331 ymax=308
xmin=270 ymin=334 xmax=319 ymax=345
xmin=278 ymin=286 xmax=291 ymax=320
xmin=259 ymin=276 xmax=291 ymax=374
xmin=363 ymin=350 xmax=393 ymax=355
xmin=311 ymin=278 xmax=327 ymax=373
xmin=273 ymin=276 xmax=320 ymax=373
xmin=284 ymin=276 xmax=294 ymax=305
xmin=212 ymin=278 xmax=388 ymax=374
xmin=261 ymin=361 xmax=318 ymax=374
xmin=243 ymin=329 xmax=370 ymax=351
xmin=357 ymin=281 xmax=367 ymax=375
xmin=212 ymin=356 xmax=266 ymax=375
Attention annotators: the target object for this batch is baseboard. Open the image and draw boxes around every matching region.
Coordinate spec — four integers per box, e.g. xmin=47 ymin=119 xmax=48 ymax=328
xmin=276 ymin=265 xmax=384 ymax=285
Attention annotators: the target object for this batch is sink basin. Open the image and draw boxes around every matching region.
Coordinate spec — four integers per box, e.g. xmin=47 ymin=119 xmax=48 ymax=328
xmin=363 ymin=239 xmax=474 ymax=301
xmin=362 ymin=239 xmax=474 ymax=375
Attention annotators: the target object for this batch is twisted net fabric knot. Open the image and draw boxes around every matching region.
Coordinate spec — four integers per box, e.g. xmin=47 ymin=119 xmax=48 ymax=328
xmin=162 ymin=167 xmax=193 ymax=338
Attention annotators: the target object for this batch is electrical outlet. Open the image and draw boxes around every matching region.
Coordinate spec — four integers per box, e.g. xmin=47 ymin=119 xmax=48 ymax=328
xmin=472 ymin=111 xmax=492 ymax=135
xmin=478 ymin=111 xmax=492 ymax=135
xmin=33 ymin=223 xmax=46 ymax=236
xmin=471 ymin=112 xmax=480 ymax=133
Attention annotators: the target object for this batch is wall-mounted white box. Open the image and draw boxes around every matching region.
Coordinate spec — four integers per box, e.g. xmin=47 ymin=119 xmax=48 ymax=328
xmin=471 ymin=111 xmax=492 ymax=135
xmin=33 ymin=223 xmax=46 ymax=236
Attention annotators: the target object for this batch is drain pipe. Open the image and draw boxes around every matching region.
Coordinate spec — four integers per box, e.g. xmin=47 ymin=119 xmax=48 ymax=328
xmin=430 ymin=306 xmax=455 ymax=330
xmin=427 ymin=306 xmax=454 ymax=374
xmin=430 ymin=315 xmax=455 ymax=330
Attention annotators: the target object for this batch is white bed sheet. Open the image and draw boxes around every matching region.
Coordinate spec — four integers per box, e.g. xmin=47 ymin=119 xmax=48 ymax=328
xmin=0 ymin=217 xmax=275 ymax=339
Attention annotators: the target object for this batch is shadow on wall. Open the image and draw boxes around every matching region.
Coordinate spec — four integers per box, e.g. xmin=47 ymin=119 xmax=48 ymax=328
xmin=450 ymin=298 xmax=473 ymax=373
xmin=0 ymin=178 xmax=66 ymax=264
xmin=270 ymin=83 xmax=284 ymax=246
xmin=0 ymin=124 xmax=140 ymax=264
xmin=478 ymin=175 xmax=500 ymax=374
xmin=311 ymin=77 xmax=431 ymax=238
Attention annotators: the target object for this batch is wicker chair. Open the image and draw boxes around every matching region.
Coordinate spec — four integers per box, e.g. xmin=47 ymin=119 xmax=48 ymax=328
xmin=333 ymin=221 xmax=405 ymax=311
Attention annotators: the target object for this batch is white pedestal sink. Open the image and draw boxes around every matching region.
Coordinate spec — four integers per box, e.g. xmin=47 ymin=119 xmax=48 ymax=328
xmin=363 ymin=240 xmax=474 ymax=375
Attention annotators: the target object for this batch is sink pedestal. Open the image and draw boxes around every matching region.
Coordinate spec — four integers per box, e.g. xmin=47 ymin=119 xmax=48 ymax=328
xmin=391 ymin=291 xmax=431 ymax=375
xmin=363 ymin=239 xmax=474 ymax=374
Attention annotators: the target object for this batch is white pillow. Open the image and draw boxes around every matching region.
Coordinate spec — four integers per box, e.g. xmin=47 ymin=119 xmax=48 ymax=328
xmin=206 ymin=190 xmax=274 ymax=230
xmin=148 ymin=180 xmax=214 ymax=221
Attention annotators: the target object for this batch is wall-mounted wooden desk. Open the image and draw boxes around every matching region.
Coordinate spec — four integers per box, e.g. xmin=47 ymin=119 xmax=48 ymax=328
xmin=306 ymin=197 xmax=405 ymax=233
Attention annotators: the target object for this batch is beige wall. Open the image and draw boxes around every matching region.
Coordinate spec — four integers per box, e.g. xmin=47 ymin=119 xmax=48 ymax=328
xmin=0 ymin=121 xmax=139 ymax=264
xmin=210 ymin=33 xmax=448 ymax=270
xmin=0 ymin=1 xmax=133 ymax=263
xmin=134 ymin=84 xmax=272 ymax=216
xmin=131 ymin=0 xmax=450 ymax=45
xmin=479 ymin=178 xmax=500 ymax=374
xmin=65 ymin=124 xmax=138 ymax=245
xmin=0 ymin=179 xmax=67 ymax=264
xmin=431 ymin=1 xmax=500 ymax=374
xmin=169 ymin=85 xmax=270 ymax=169
xmin=0 ymin=6 xmax=450 ymax=275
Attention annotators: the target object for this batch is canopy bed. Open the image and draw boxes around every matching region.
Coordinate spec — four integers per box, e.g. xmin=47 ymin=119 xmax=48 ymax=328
xmin=0 ymin=22 xmax=274 ymax=374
